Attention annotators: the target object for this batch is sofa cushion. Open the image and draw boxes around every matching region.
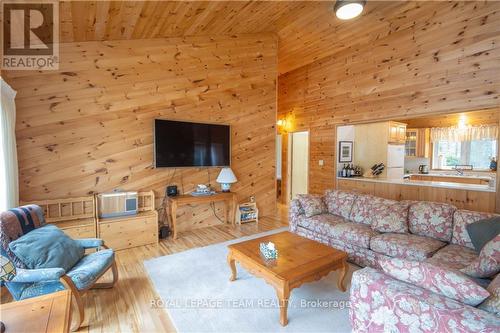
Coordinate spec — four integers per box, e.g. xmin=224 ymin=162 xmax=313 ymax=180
xmin=408 ymin=201 xmax=456 ymax=242
xmin=296 ymin=194 xmax=326 ymax=218
xmin=452 ymin=209 xmax=499 ymax=250
xmin=461 ymin=234 xmax=500 ymax=278
xmin=8 ymin=224 xmax=84 ymax=272
xmin=379 ymin=257 xmax=490 ymax=306
xmin=295 ymin=226 xmax=331 ymax=246
xmin=66 ymin=249 xmax=114 ymax=290
xmin=330 ymin=239 xmax=380 ymax=268
xmin=297 ymin=214 xmax=346 ymax=236
xmin=329 ymin=222 xmax=379 ymax=249
xmin=426 ymin=244 xmax=478 ymax=270
xmin=371 ymin=201 xmax=409 ymax=233
xmin=479 ymin=273 xmax=500 ymax=315
xmin=370 ymin=233 xmax=445 ymax=261
xmin=350 ymin=268 xmax=500 ymax=333
xmin=349 ymin=194 xmax=388 ymax=225
xmin=324 ymin=190 xmax=357 ymax=219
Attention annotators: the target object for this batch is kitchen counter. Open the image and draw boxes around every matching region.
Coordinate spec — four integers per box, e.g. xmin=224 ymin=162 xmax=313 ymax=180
xmin=405 ymin=173 xmax=494 ymax=181
xmin=337 ymin=176 xmax=496 ymax=193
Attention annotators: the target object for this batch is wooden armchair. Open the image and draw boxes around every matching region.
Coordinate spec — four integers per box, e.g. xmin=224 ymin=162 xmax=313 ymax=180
xmin=0 ymin=205 xmax=118 ymax=331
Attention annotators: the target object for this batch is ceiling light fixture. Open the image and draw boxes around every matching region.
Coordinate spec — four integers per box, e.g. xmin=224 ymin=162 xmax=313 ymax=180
xmin=334 ymin=0 xmax=366 ymax=20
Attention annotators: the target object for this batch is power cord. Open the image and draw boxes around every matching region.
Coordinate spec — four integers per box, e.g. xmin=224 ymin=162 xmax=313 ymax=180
xmin=210 ymin=202 xmax=225 ymax=224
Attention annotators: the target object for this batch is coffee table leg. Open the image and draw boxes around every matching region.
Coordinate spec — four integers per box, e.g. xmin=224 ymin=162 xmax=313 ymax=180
xmin=276 ymin=284 xmax=290 ymax=326
xmin=227 ymin=253 xmax=237 ymax=281
xmin=337 ymin=259 xmax=347 ymax=292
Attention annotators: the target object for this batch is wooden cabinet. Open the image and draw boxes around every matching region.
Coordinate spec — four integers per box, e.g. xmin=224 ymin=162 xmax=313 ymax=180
xmin=337 ymin=179 xmax=375 ymax=195
xmin=335 ymin=178 xmax=496 ymax=212
xmin=23 ymin=196 xmax=97 ymax=239
xmin=409 ymin=174 xmax=490 ymax=185
xmin=388 ymin=121 xmax=407 ymax=144
xmin=405 ymin=128 xmax=430 ymax=158
xmin=98 ymin=211 xmax=158 ymax=250
xmin=97 ymin=191 xmax=158 ymax=250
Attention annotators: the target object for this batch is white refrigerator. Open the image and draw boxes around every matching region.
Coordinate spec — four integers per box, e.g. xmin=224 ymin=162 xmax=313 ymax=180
xmin=386 ymin=144 xmax=405 ymax=179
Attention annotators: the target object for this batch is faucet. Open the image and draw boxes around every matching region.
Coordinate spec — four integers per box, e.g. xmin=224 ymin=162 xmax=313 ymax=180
xmin=453 ymin=165 xmax=473 ymax=176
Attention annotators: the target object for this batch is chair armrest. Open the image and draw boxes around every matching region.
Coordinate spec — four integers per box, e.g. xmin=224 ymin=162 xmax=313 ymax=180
xmin=10 ymin=268 xmax=65 ymax=283
xmin=75 ymin=238 xmax=104 ymax=249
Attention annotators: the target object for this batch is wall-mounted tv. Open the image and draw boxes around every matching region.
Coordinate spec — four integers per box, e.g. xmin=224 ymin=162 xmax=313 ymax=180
xmin=154 ymin=119 xmax=230 ymax=168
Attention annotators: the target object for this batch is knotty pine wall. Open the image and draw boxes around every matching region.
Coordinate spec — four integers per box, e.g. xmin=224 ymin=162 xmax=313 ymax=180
xmin=4 ymin=34 xmax=278 ymax=227
xmin=278 ymin=1 xmax=500 ymax=201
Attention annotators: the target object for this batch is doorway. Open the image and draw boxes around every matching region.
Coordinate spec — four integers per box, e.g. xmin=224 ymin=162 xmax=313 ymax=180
xmin=288 ymin=131 xmax=309 ymax=200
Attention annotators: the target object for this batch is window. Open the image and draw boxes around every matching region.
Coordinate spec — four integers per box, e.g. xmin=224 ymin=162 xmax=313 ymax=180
xmin=432 ymin=139 xmax=497 ymax=170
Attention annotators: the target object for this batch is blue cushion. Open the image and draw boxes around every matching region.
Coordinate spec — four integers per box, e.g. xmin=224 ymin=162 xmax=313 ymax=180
xmin=9 ymin=224 xmax=84 ymax=272
xmin=67 ymin=249 xmax=114 ymax=290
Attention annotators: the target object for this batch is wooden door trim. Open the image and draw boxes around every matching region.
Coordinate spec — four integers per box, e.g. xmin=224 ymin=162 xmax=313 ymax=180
xmin=287 ymin=130 xmax=310 ymax=202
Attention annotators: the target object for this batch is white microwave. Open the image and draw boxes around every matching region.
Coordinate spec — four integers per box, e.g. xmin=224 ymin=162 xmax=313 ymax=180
xmin=97 ymin=192 xmax=138 ymax=218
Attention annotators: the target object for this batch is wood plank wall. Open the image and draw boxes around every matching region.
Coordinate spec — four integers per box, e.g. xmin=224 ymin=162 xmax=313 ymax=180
xmin=278 ymin=1 xmax=500 ymax=203
xmin=4 ymin=34 xmax=278 ymax=226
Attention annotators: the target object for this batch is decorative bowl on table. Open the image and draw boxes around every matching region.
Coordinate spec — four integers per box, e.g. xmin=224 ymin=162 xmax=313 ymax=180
xmin=260 ymin=242 xmax=278 ymax=260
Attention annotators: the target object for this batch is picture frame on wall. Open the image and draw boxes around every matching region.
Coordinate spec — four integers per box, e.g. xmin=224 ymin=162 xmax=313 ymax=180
xmin=339 ymin=141 xmax=353 ymax=162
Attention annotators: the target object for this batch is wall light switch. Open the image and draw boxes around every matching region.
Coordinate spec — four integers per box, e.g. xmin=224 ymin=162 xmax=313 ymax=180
xmin=319 ymin=160 xmax=324 ymax=166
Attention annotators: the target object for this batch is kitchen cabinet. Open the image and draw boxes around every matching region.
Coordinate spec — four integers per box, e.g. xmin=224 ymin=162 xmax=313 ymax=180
xmin=409 ymin=174 xmax=490 ymax=185
xmin=388 ymin=121 xmax=407 ymax=144
xmin=405 ymin=128 xmax=430 ymax=158
xmin=335 ymin=178 xmax=496 ymax=212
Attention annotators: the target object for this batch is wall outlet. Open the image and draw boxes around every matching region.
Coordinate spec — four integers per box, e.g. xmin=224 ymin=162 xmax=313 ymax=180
xmin=249 ymin=196 xmax=255 ymax=203
xmin=319 ymin=160 xmax=324 ymax=166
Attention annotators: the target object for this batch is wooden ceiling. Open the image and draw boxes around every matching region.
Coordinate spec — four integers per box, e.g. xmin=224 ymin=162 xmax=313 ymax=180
xmin=58 ymin=0 xmax=426 ymax=74
xmin=400 ymin=109 xmax=500 ymax=129
xmin=54 ymin=1 xmax=500 ymax=74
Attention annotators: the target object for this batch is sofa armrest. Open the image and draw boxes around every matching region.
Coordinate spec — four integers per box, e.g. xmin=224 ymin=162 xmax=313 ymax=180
xmin=75 ymin=238 xmax=104 ymax=249
xmin=289 ymin=199 xmax=304 ymax=232
xmin=10 ymin=267 xmax=65 ymax=283
xmin=349 ymin=268 xmax=500 ymax=332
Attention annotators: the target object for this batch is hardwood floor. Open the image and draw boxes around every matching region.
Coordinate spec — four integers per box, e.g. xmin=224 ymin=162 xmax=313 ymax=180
xmin=1 ymin=209 xmax=287 ymax=333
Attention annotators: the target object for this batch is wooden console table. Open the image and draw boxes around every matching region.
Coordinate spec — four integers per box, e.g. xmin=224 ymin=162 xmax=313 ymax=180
xmin=167 ymin=192 xmax=237 ymax=239
xmin=0 ymin=290 xmax=72 ymax=333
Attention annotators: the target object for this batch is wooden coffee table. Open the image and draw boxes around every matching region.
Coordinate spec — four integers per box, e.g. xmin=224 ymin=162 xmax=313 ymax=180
xmin=227 ymin=231 xmax=348 ymax=326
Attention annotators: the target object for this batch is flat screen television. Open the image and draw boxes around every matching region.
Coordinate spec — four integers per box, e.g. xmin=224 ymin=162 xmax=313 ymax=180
xmin=154 ymin=119 xmax=230 ymax=168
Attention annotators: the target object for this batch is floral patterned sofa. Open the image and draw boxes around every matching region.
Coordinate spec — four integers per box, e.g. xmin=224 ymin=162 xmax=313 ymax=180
xmin=289 ymin=190 xmax=500 ymax=331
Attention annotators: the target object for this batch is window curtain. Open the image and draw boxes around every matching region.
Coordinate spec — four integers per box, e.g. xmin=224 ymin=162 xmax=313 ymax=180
xmin=430 ymin=125 xmax=498 ymax=142
xmin=0 ymin=78 xmax=19 ymax=211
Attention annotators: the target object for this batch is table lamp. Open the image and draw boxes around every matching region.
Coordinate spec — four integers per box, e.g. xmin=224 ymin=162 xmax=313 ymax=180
xmin=1 ymin=253 xmax=17 ymax=333
xmin=216 ymin=168 xmax=237 ymax=192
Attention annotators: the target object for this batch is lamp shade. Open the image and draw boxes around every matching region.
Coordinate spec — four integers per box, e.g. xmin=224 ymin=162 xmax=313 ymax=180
xmin=0 ymin=254 xmax=16 ymax=282
xmin=216 ymin=168 xmax=237 ymax=184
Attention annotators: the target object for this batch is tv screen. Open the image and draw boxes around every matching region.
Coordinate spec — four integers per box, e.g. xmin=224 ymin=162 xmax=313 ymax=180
xmin=154 ymin=119 xmax=230 ymax=168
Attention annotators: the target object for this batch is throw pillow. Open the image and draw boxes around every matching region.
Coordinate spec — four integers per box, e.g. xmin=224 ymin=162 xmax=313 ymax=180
xmin=371 ymin=201 xmax=409 ymax=233
xmin=466 ymin=216 xmax=500 ymax=252
xmin=296 ymin=194 xmax=326 ymax=218
xmin=9 ymin=224 xmax=84 ymax=272
xmin=379 ymin=257 xmax=490 ymax=306
xmin=461 ymin=234 xmax=500 ymax=278
xmin=479 ymin=274 xmax=500 ymax=315
xmin=452 ymin=210 xmax=498 ymax=250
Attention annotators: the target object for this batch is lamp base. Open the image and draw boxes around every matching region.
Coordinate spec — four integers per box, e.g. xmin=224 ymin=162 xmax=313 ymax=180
xmin=220 ymin=183 xmax=232 ymax=192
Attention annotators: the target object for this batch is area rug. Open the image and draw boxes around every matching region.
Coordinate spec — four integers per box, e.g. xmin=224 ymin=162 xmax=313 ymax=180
xmin=144 ymin=228 xmax=356 ymax=333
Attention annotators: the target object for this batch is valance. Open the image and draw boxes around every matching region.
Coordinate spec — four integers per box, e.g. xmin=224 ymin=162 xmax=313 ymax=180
xmin=430 ymin=125 xmax=498 ymax=142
